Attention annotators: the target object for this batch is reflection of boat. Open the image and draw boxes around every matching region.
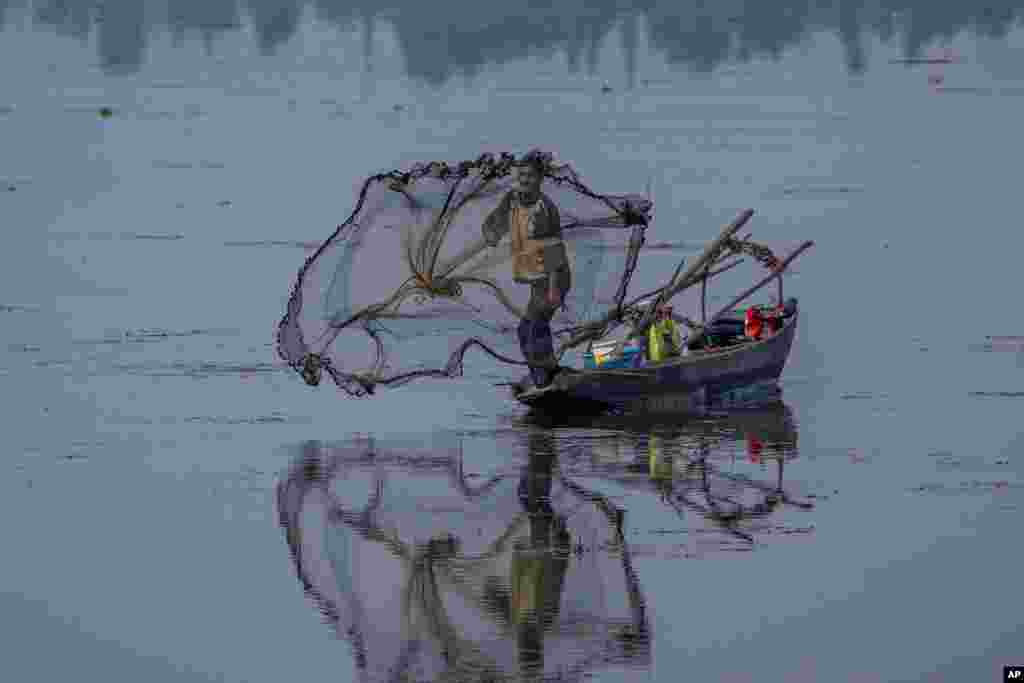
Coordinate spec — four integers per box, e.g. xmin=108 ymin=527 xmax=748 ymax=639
xmin=527 ymin=394 xmax=798 ymax=436
xmin=276 ymin=434 xmax=650 ymax=682
xmin=517 ymin=302 xmax=797 ymax=414
xmin=641 ymin=439 xmax=811 ymax=544
xmin=528 ymin=401 xmax=813 ymax=546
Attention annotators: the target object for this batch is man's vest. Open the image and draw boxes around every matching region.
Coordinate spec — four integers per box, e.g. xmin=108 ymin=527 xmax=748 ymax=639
xmin=509 ymin=198 xmax=566 ymax=283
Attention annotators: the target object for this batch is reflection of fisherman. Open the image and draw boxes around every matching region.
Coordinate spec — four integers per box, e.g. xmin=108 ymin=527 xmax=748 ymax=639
xmin=646 ymin=302 xmax=683 ymax=362
xmin=482 ymin=153 xmax=571 ymax=388
xmin=513 ymin=446 xmax=571 ymax=676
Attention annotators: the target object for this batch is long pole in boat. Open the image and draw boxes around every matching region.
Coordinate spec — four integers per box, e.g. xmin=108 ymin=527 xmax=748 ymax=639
xmin=700 ymin=264 xmax=709 ymax=323
xmin=777 ymin=263 xmax=783 ymax=305
xmin=630 ymin=256 xmax=687 ymax=343
xmin=625 ymin=256 xmax=743 ymax=314
xmin=629 ymin=209 xmax=755 ymax=340
xmin=558 ymin=209 xmax=754 ymax=354
xmin=660 ymin=209 xmax=754 ymax=302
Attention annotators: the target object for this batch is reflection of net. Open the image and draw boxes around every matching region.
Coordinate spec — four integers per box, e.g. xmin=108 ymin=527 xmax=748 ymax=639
xmin=276 ymin=151 xmax=651 ymax=396
xmin=276 ymin=438 xmax=649 ymax=683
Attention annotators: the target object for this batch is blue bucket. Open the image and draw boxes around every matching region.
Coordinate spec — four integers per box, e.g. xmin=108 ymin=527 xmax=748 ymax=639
xmin=583 ymin=342 xmax=645 ymax=370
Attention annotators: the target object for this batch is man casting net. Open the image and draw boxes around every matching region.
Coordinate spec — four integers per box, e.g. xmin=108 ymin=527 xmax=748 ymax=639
xmin=276 ymin=150 xmax=652 ymax=396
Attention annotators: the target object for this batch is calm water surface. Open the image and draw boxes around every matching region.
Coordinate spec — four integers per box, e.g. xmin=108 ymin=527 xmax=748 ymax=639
xmin=1 ymin=1 xmax=1022 ymax=681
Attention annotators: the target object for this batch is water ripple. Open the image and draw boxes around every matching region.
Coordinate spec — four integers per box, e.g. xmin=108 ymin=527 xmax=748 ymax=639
xmin=184 ymin=413 xmax=309 ymax=425
xmin=112 ymin=360 xmax=286 ymax=378
xmin=222 ymin=240 xmax=320 ymax=249
xmin=71 ymin=328 xmax=241 ymax=347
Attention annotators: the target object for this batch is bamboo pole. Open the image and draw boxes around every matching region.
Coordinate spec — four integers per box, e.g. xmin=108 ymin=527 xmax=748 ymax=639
xmin=703 ymin=257 xmax=745 ymax=281
xmin=631 ymin=256 xmax=688 ymax=341
xmin=689 ymin=240 xmax=814 ymax=344
xmin=557 ymin=209 xmax=754 ymax=354
xmin=700 ymin=264 xmax=709 ymax=323
xmin=623 ymin=208 xmax=754 ymax=338
xmin=625 ymin=257 xmax=745 ymax=336
xmin=624 ymin=257 xmax=742 ymax=313
xmin=625 ymin=212 xmax=753 ymax=313
xmin=661 ymin=209 xmax=754 ymax=303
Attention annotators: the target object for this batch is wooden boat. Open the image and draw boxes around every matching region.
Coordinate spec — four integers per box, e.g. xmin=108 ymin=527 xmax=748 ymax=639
xmin=509 ymin=208 xmax=814 ymax=414
xmin=513 ymin=299 xmax=799 ymax=413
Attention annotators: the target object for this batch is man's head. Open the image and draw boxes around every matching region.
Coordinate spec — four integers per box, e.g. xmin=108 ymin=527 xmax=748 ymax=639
xmin=657 ymin=302 xmax=674 ymax=319
xmin=515 ymin=154 xmax=545 ymax=197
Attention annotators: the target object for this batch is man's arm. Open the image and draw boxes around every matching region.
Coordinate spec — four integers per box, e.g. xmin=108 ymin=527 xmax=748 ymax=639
xmin=543 ymin=199 xmax=567 ymax=304
xmin=482 ymin=198 xmax=510 ymax=247
xmin=542 ymin=199 xmax=567 ymax=275
xmin=546 ymin=199 xmax=562 ymax=239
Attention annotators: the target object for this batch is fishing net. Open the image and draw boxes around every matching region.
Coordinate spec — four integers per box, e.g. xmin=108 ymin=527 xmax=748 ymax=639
xmin=276 ymin=150 xmax=652 ymax=396
xmin=276 ymin=435 xmax=650 ymax=682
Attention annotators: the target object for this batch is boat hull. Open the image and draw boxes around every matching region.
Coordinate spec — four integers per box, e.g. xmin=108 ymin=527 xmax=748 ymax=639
xmin=515 ymin=307 xmax=799 ymax=413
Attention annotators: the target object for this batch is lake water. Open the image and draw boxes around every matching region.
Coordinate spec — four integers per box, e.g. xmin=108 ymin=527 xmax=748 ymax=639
xmin=2 ymin=2 xmax=1022 ymax=681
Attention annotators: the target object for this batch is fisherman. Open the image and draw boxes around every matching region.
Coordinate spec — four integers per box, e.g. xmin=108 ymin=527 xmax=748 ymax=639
xmin=482 ymin=152 xmax=571 ymax=389
xmin=646 ymin=302 xmax=683 ymax=362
